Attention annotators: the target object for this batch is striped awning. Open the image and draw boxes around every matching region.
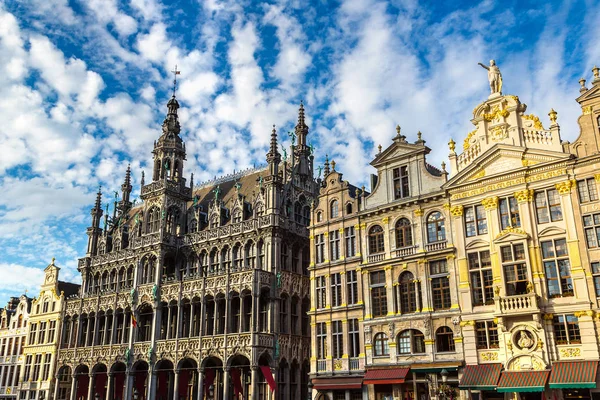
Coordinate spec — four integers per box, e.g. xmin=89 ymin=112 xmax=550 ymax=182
xmin=549 ymin=361 xmax=598 ymax=389
xmin=313 ymin=377 xmax=363 ymax=390
xmin=459 ymin=364 xmax=503 ymax=390
xmin=364 ymin=368 xmax=410 ymax=385
xmin=497 ymin=371 xmax=550 ymax=392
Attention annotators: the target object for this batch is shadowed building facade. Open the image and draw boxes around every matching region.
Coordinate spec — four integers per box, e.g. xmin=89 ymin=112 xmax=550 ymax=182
xmin=54 ymin=95 xmax=317 ymax=400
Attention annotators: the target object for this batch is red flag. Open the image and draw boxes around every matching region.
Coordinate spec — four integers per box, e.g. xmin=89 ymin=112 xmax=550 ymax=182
xmin=230 ymin=368 xmax=244 ymax=398
xmin=260 ymin=366 xmax=277 ymax=392
xmin=131 ymin=313 xmax=138 ymax=328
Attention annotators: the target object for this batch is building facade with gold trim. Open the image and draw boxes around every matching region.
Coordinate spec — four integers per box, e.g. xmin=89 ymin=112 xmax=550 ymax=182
xmin=0 ymin=296 xmax=31 ymax=400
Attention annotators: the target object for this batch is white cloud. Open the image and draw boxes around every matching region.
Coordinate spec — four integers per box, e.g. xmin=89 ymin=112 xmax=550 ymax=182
xmin=136 ymin=23 xmax=172 ymax=63
xmin=0 ymin=263 xmax=45 ymax=295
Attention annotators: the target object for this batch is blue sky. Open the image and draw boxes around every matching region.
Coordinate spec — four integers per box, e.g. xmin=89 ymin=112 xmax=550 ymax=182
xmin=0 ymin=0 xmax=598 ymax=299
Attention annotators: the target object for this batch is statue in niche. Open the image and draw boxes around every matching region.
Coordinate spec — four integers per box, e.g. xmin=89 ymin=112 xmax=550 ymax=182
xmin=517 ymin=330 xmax=534 ymax=350
xmin=478 ymin=60 xmax=503 ymax=94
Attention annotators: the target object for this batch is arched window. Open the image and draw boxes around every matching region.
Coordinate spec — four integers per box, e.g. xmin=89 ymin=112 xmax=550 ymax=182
xmin=368 ymin=225 xmax=385 ymax=254
xmin=373 ymin=333 xmax=389 ymax=356
xmin=330 ymin=200 xmax=339 ymax=218
xmin=346 ymin=203 xmax=353 ymax=215
xmin=316 ymin=211 xmax=323 ymax=223
xmin=399 ymin=272 xmax=418 ymax=313
xmin=397 ymin=329 xmax=425 ymax=354
xmin=147 ymin=207 xmax=160 ymax=233
xmin=395 ymin=218 xmax=413 ymax=248
xmin=426 ymin=212 xmax=446 ymax=243
xmin=436 ymin=326 xmax=455 ymax=352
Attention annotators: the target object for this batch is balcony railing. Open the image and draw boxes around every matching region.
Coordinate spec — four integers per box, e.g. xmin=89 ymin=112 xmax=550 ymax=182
xmin=425 ymin=241 xmax=447 ymax=252
xmin=367 ymin=253 xmax=385 ymax=263
xmin=317 ymin=360 xmax=327 ymax=372
xmin=395 ymin=245 xmax=418 ymax=258
xmin=349 ymin=357 xmax=360 ymax=371
xmin=497 ymin=292 xmax=538 ymax=314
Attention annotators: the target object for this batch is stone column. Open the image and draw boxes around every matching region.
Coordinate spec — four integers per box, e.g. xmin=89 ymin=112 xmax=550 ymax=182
xmin=124 ymin=371 xmax=134 ymax=400
xmin=362 ymin=269 xmax=372 ymax=319
xmin=251 ymin=367 xmax=259 ymax=400
xmin=69 ymin=375 xmax=77 ymax=400
xmin=222 ymin=367 xmax=230 ymax=400
xmin=384 ymin=265 xmax=394 ymax=316
xmin=197 ymin=370 xmax=204 ymax=400
xmin=172 ymin=369 xmax=180 ymax=400
xmin=53 ymin=374 xmax=61 ymax=400
xmin=148 ymin=368 xmax=157 ymax=400
xmin=87 ymin=373 xmax=94 ymax=400
xmin=106 ymin=372 xmax=114 ymax=400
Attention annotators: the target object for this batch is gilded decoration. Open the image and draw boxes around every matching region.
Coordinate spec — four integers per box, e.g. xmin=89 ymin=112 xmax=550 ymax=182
xmin=483 ymin=105 xmax=509 ymax=122
xmin=583 ymin=106 xmax=592 ymax=115
xmin=450 ymin=205 xmax=464 ymax=217
xmin=463 ymin=129 xmax=477 ymax=150
xmin=414 ymin=209 xmax=424 ymax=217
xmin=481 ymin=196 xmax=499 ymax=210
xmin=480 ymin=352 xmax=499 ymax=361
xmin=507 ymin=355 xmax=545 ymax=371
xmin=496 ymin=227 xmax=528 ymax=239
xmin=514 ymin=189 xmax=534 ymax=203
xmin=522 ymin=114 xmax=544 ymax=130
xmin=560 ymin=348 xmax=581 ymax=358
xmin=490 ymin=125 xmax=508 ymax=141
xmin=448 ymin=138 xmax=456 ymax=152
xmin=555 ymin=180 xmax=576 ymax=195
xmin=333 ymin=359 xmax=343 ymax=370
xmin=470 ymin=169 xmax=485 ymax=180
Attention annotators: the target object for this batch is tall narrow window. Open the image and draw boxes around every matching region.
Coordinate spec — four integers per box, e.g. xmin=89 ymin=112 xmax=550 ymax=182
xmin=399 ymin=272 xmax=417 ymax=313
xmin=373 ymin=333 xmax=389 ymax=356
xmin=345 ymin=227 xmax=357 ymax=258
xmin=348 ymin=319 xmax=360 ymax=357
xmin=331 ymin=273 xmax=342 ymax=307
xmin=553 ymin=314 xmax=581 ymax=345
xmin=332 ymin=321 xmax=343 ymax=359
xmin=475 ymin=321 xmax=499 ymax=349
xmin=469 ymin=250 xmax=494 ymax=306
xmin=464 ymin=205 xmax=488 ymax=237
xmin=329 ymin=230 xmax=340 ymax=261
xmin=370 ymin=271 xmax=388 ymax=317
xmin=499 ymin=197 xmax=520 ymax=229
xmin=426 ymin=212 xmax=446 ymax=242
xmin=316 ymin=276 xmax=326 ymax=309
xmin=315 ymin=234 xmax=325 ymax=263
xmin=395 ymin=218 xmax=413 ymax=248
xmin=583 ymin=213 xmax=600 ymax=248
xmin=542 ymin=239 xmax=573 ymax=298
xmin=501 ymin=243 xmax=528 ymax=295
xmin=346 ymin=270 xmax=358 ymax=305
xmin=430 ymin=260 xmax=451 ymax=310
xmin=436 ymin=326 xmax=455 ymax=352
xmin=330 ymin=200 xmax=339 ymax=218
xmin=368 ymin=225 xmax=385 ymax=254
xmin=316 ymin=323 xmax=327 ymax=359
xmin=592 ymin=262 xmax=600 ymax=297
xmin=393 ymin=166 xmax=410 ymax=199
xmin=535 ymin=189 xmax=563 ymax=223
xmin=42 ymin=354 xmax=52 ymax=380
xmin=578 ymin=178 xmax=598 ymax=203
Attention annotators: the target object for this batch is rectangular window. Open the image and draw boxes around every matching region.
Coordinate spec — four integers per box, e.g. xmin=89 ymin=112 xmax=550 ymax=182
xmin=475 ymin=320 xmax=499 ymax=349
xmin=316 ymin=322 xmax=327 ymax=359
xmin=38 ymin=322 xmax=47 ymax=344
xmin=430 ymin=260 xmax=451 ymax=310
xmin=32 ymin=354 xmax=42 ymax=381
xmin=331 ymin=273 xmax=342 ymax=307
xmin=29 ymin=323 xmax=37 ymax=345
xmin=316 ymin=276 xmax=327 ymax=309
xmin=329 ymin=230 xmax=340 ymax=261
xmin=465 ymin=205 xmax=488 ymax=237
xmin=583 ymin=213 xmax=600 ymax=248
xmin=542 ymin=239 xmax=573 ymax=298
xmin=535 ymin=189 xmax=563 ymax=224
xmin=348 ymin=319 xmax=360 ymax=357
xmin=23 ymin=355 xmax=32 ymax=381
xmin=48 ymin=321 xmax=56 ymax=343
xmin=345 ymin=227 xmax=356 ymax=257
xmin=42 ymin=354 xmax=52 ymax=381
xmin=553 ymin=314 xmax=581 ymax=345
xmin=370 ymin=271 xmax=388 ymax=317
xmin=578 ymin=178 xmax=598 ymax=203
xmin=501 ymin=243 xmax=529 ymax=295
xmin=592 ymin=262 xmax=600 ymax=297
xmin=332 ymin=320 xmax=343 ymax=359
xmin=469 ymin=250 xmax=494 ymax=306
xmin=315 ymin=234 xmax=325 ymax=263
xmin=347 ymin=270 xmax=358 ymax=305
xmin=393 ymin=166 xmax=410 ymax=199
xmin=499 ymin=196 xmax=521 ymax=229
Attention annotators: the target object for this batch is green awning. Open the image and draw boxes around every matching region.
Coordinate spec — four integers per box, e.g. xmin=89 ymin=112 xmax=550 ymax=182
xmin=497 ymin=371 xmax=550 ymax=393
xmin=549 ymin=361 xmax=598 ymax=389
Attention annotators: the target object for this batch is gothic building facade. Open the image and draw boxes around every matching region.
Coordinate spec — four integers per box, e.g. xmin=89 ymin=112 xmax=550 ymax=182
xmin=54 ymin=96 xmax=317 ymax=400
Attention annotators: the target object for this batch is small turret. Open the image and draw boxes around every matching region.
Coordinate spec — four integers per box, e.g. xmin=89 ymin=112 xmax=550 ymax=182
xmin=118 ymin=164 xmax=133 ymax=214
xmin=86 ymin=186 xmax=104 ymax=256
xmin=323 ymin=154 xmax=330 ymax=176
xmin=267 ymin=125 xmax=281 ymax=177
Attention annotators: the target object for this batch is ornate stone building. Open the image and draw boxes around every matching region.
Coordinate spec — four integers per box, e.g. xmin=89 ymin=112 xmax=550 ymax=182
xmin=0 ymin=296 xmax=30 ymax=400
xmin=17 ymin=260 xmax=79 ymax=400
xmin=309 ymin=63 xmax=600 ymax=400
xmin=55 ymin=96 xmax=317 ymax=400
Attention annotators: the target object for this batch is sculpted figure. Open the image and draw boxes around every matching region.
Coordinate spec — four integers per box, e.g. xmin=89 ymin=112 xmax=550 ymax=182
xmin=478 ymin=60 xmax=503 ymax=94
xmin=517 ymin=330 xmax=534 ymax=349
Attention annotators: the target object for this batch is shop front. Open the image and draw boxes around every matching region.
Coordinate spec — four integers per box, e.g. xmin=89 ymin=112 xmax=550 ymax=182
xmin=548 ymin=361 xmax=598 ymax=400
xmin=496 ymin=370 xmax=550 ymax=400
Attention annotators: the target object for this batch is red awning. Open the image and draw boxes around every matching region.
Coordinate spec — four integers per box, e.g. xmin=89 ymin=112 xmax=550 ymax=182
xmin=549 ymin=361 xmax=598 ymax=389
xmin=364 ymin=368 xmax=410 ymax=385
xmin=313 ymin=377 xmax=363 ymax=390
xmin=459 ymin=364 xmax=503 ymax=390
xmin=497 ymin=370 xmax=550 ymax=393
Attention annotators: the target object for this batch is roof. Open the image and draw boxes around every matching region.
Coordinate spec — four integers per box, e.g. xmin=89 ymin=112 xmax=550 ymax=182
xmin=58 ymin=281 xmax=81 ymax=297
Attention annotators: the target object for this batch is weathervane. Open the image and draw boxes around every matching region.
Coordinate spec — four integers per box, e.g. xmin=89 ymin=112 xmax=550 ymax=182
xmin=171 ymin=65 xmax=181 ymax=97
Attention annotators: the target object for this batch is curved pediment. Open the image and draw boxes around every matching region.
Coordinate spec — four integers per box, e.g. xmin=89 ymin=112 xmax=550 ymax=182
xmin=538 ymin=226 xmax=567 ymax=237
xmin=494 ymin=227 xmax=530 ymax=243
xmin=465 ymin=239 xmax=490 ymax=249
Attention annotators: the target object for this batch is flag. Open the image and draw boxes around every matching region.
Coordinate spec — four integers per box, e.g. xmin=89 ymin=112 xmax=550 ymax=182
xmin=175 ymin=71 xmax=181 ymax=75
xmin=230 ymin=368 xmax=244 ymax=398
xmin=260 ymin=366 xmax=277 ymax=393
xmin=131 ymin=313 xmax=138 ymax=328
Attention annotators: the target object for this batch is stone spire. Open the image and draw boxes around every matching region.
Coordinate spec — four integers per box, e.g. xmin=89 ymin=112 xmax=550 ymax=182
xmin=324 ymin=154 xmax=330 ymax=176
xmin=267 ymin=125 xmax=281 ymax=176
xmin=119 ymin=164 xmax=133 ymax=214
xmin=295 ymin=101 xmax=309 ymax=148
xmin=86 ymin=186 xmax=104 ymax=256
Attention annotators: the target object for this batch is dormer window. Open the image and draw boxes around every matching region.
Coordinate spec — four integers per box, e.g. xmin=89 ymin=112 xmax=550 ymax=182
xmin=393 ymin=166 xmax=410 ymax=199
xmin=233 ymin=209 xmax=242 ymax=223
xmin=330 ymin=200 xmax=339 ymax=218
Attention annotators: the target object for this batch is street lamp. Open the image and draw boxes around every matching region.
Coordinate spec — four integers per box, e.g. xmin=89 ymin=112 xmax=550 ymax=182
xmin=307 ymin=380 xmax=313 ymax=400
xmin=133 ymin=388 xmax=139 ymax=400
xmin=95 ymin=393 xmax=100 ymax=400
xmin=440 ymin=369 xmax=448 ymax=384
xmin=208 ymin=384 xmax=215 ymax=400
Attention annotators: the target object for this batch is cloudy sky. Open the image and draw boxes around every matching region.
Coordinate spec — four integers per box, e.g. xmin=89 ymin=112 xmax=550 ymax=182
xmin=0 ymin=0 xmax=598 ymax=299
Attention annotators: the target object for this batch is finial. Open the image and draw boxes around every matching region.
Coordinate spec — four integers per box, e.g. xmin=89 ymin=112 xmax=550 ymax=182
xmin=396 ymin=125 xmax=401 ymax=135
xmin=324 ymin=154 xmax=330 ymax=175
xmin=141 ymin=170 xmax=145 ymax=186
xmin=190 ymin=173 xmax=194 ymax=188
xmin=441 ymin=162 xmax=446 ymax=172
xmin=448 ymin=138 xmax=456 ymax=153
xmin=331 ymin=160 xmax=336 ymax=171
xmin=171 ymin=65 xmax=181 ymax=97
xmin=548 ymin=108 xmax=558 ymax=125
xmin=417 ymin=131 xmax=422 ymax=141
xmin=593 ymin=65 xmax=600 ymax=82
xmin=579 ymin=77 xmax=587 ymax=93
xmin=378 ymin=144 xmax=382 ymax=154
xmin=51 ymin=257 xmax=55 ymax=265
